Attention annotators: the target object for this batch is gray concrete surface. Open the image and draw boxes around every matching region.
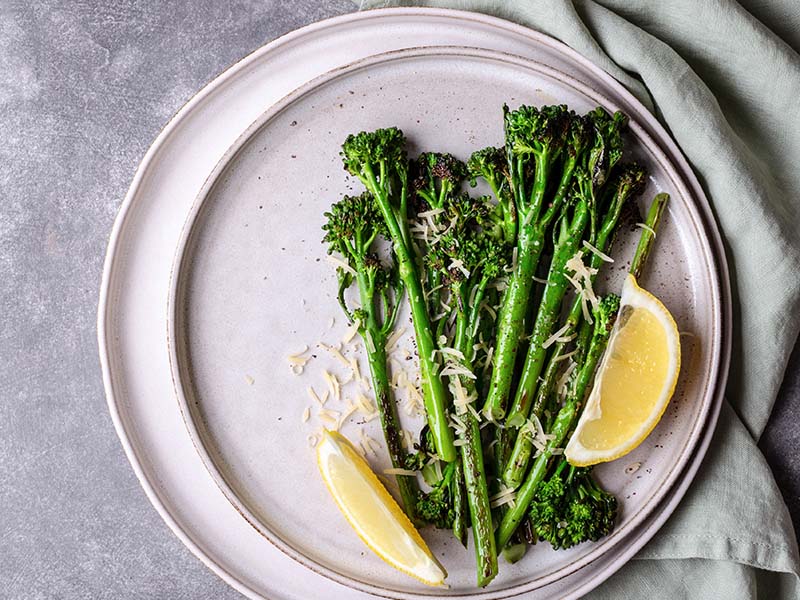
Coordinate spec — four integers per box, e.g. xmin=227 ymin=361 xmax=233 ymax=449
xmin=0 ymin=2 xmax=797 ymax=598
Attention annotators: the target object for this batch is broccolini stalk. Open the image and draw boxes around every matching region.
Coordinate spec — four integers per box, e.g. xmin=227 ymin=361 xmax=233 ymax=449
xmin=483 ymin=107 xmax=626 ymax=421
xmin=342 ymin=129 xmax=456 ymax=462
xmin=409 ymin=153 xmax=469 ymax=314
xmin=481 ymin=105 xmax=579 ymax=421
xmin=497 ymin=294 xmax=620 ymax=549
xmin=505 ymin=174 xmax=592 ymax=429
xmin=496 ymin=193 xmax=669 ymax=547
xmin=502 ymin=164 xmax=647 ymax=486
xmin=421 ymin=194 xmax=503 ymax=587
xmin=631 ymin=193 xmax=669 ymax=280
xmin=452 ymin=459 xmax=469 ymax=547
xmin=504 ymin=114 xmax=629 ymax=428
xmin=322 ymin=193 xmax=419 ymax=522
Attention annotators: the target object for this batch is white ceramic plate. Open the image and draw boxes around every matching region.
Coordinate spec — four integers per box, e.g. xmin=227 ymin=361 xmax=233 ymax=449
xmin=168 ymin=45 xmax=723 ymax=598
xmin=99 ymin=9 xmax=731 ymax=600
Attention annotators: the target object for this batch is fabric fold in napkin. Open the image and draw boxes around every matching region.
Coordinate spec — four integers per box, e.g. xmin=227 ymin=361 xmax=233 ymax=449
xmin=356 ymin=1 xmax=800 ymax=597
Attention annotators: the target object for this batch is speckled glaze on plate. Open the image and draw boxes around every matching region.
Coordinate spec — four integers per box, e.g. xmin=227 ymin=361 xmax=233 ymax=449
xmin=168 ymin=46 xmax=723 ymax=598
xmin=99 ymin=9 xmax=731 ymax=600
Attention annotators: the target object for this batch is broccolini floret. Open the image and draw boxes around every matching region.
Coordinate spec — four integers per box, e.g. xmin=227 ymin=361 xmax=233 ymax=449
xmin=529 ymin=460 xmax=618 ymax=550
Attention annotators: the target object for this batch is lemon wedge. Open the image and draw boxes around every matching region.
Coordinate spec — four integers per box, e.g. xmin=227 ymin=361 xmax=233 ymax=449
xmin=316 ymin=430 xmax=447 ymax=587
xmin=565 ymin=274 xmax=681 ymax=467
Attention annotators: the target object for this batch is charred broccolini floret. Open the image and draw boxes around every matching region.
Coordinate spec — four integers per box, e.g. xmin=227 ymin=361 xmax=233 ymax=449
xmin=467 ymin=146 xmax=516 ymax=244
xmin=416 ymin=461 xmax=461 ymax=529
xmin=411 ymin=152 xmax=469 ymax=211
xmin=528 ymin=460 xmax=617 ymax=550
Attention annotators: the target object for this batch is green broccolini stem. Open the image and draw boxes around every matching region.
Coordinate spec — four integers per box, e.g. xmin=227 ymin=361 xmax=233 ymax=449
xmin=501 ymin=340 xmax=566 ymax=488
xmin=506 ymin=200 xmax=590 ymax=427
xmin=496 ymin=192 xmax=670 ymax=547
xmin=501 ymin=172 xmax=644 ymax=485
xmin=459 ymin=413 xmax=497 ymax=586
xmin=354 ymin=269 xmax=420 ymax=524
xmin=497 ymin=298 xmax=616 ymax=549
xmin=632 ymin=193 xmax=668 ymax=280
xmin=482 ymin=139 xmax=581 ymax=421
xmin=452 ymin=459 xmax=468 ymax=547
xmin=446 ymin=281 xmax=498 ymax=587
xmin=361 ymin=162 xmax=457 ymax=463
xmin=323 ymin=191 xmax=421 ymax=523
xmin=481 ymin=229 xmax=544 ymax=420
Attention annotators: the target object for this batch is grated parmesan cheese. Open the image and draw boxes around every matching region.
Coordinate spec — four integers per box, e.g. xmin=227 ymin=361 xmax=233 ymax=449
xmin=466 ymin=402 xmax=482 ymax=422
xmin=482 ymin=346 xmax=494 ymax=371
xmin=450 ymin=413 xmax=467 ymax=434
xmin=342 ymin=320 xmax=360 ymax=344
xmin=625 ymin=462 xmax=642 ymax=475
xmin=385 ymin=327 xmax=407 ymax=352
xmin=322 ymin=370 xmax=341 ymax=402
xmin=566 ymin=250 xmax=600 ymax=311
xmin=307 ymin=386 xmax=325 ymax=406
xmin=552 ymin=349 xmax=578 ymax=363
xmin=418 ymin=208 xmax=445 ymax=218
xmin=580 ymin=293 xmax=593 ymax=324
xmin=489 ymin=485 xmax=517 ymax=508
xmin=557 ymin=361 xmax=578 ymax=398
xmin=338 ymin=402 xmax=358 ymax=428
xmin=439 ymin=347 xmax=465 ymax=360
xmin=636 ymin=222 xmax=656 ymax=237
xmin=448 ymin=258 xmax=470 ymax=277
xmin=319 ymin=342 xmax=350 ymax=368
xmin=350 ymin=358 xmax=363 ymax=383
xmin=325 ymin=254 xmax=357 ymax=276
xmin=441 ymin=363 xmax=477 ymax=379
xmin=319 ymin=408 xmax=341 ymax=422
xmin=287 ymin=345 xmax=310 ymax=364
xmin=543 ymin=323 xmax=571 ymax=349
xmin=364 ymin=330 xmax=376 ymax=354
xmin=355 ymin=393 xmax=376 ymax=417
xmin=481 ymin=302 xmax=497 ymax=321
xmin=383 ymin=468 xmax=419 ymax=477
xmin=582 ymin=240 xmax=614 ymax=263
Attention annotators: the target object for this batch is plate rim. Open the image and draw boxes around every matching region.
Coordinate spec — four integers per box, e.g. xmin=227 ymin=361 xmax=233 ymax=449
xmin=166 ymin=44 xmax=725 ymax=598
xmin=97 ymin=7 xmax=733 ymax=600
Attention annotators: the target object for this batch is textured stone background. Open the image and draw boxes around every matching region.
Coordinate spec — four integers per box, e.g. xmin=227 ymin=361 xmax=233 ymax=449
xmin=0 ymin=2 xmax=797 ymax=598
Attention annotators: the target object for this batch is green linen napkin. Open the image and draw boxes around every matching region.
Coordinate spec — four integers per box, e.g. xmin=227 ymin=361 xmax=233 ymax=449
xmin=356 ymin=1 xmax=800 ymax=597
